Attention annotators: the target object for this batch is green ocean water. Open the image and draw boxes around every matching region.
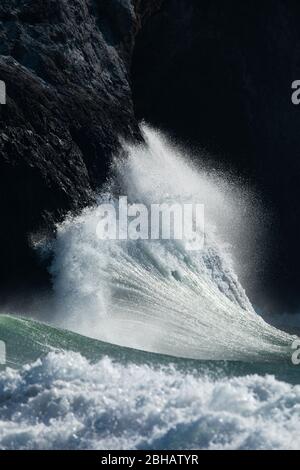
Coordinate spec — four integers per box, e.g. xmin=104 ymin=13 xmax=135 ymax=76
xmin=0 ymin=315 xmax=299 ymax=450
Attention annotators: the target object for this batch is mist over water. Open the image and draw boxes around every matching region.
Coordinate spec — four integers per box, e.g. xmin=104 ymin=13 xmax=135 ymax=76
xmin=45 ymin=126 xmax=293 ymax=361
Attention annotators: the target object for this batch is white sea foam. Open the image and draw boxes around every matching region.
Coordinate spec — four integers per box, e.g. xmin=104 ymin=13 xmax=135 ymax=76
xmin=47 ymin=126 xmax=292 ymax=360
xmin=0 ymin=351 xmax=299 ymax=450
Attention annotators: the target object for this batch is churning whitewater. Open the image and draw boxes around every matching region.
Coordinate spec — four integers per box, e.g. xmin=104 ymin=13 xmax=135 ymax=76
xmin=0 ymin=351 xmax=300 ymax=450
xmin=45 ymin=126 xmax=292 ymax=361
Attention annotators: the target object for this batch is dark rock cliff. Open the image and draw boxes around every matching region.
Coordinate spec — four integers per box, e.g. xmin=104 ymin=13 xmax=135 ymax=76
xmin=0 ymin=0 xmax=161 ymax=306
xmin=132 ymin=0 xmax=300 ymax=314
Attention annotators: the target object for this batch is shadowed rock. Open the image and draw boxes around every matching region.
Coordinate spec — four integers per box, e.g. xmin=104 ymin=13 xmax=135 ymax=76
xmin=0 ymin=0 xmax=162 ymax=307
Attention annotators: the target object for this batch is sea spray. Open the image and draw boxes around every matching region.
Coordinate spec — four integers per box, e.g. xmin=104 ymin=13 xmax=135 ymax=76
xmin=47 ymin=126 xmax=292 ymax=361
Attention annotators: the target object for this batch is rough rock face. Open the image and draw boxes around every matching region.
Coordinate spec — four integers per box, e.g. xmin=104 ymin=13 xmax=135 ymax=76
xmin=132 ymin=0 xmax=300 ymax=314
xmin=3 ymin=0 xmax=299 ymax=315
xmin=0 ymin=0 xmax=161 ymax=304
